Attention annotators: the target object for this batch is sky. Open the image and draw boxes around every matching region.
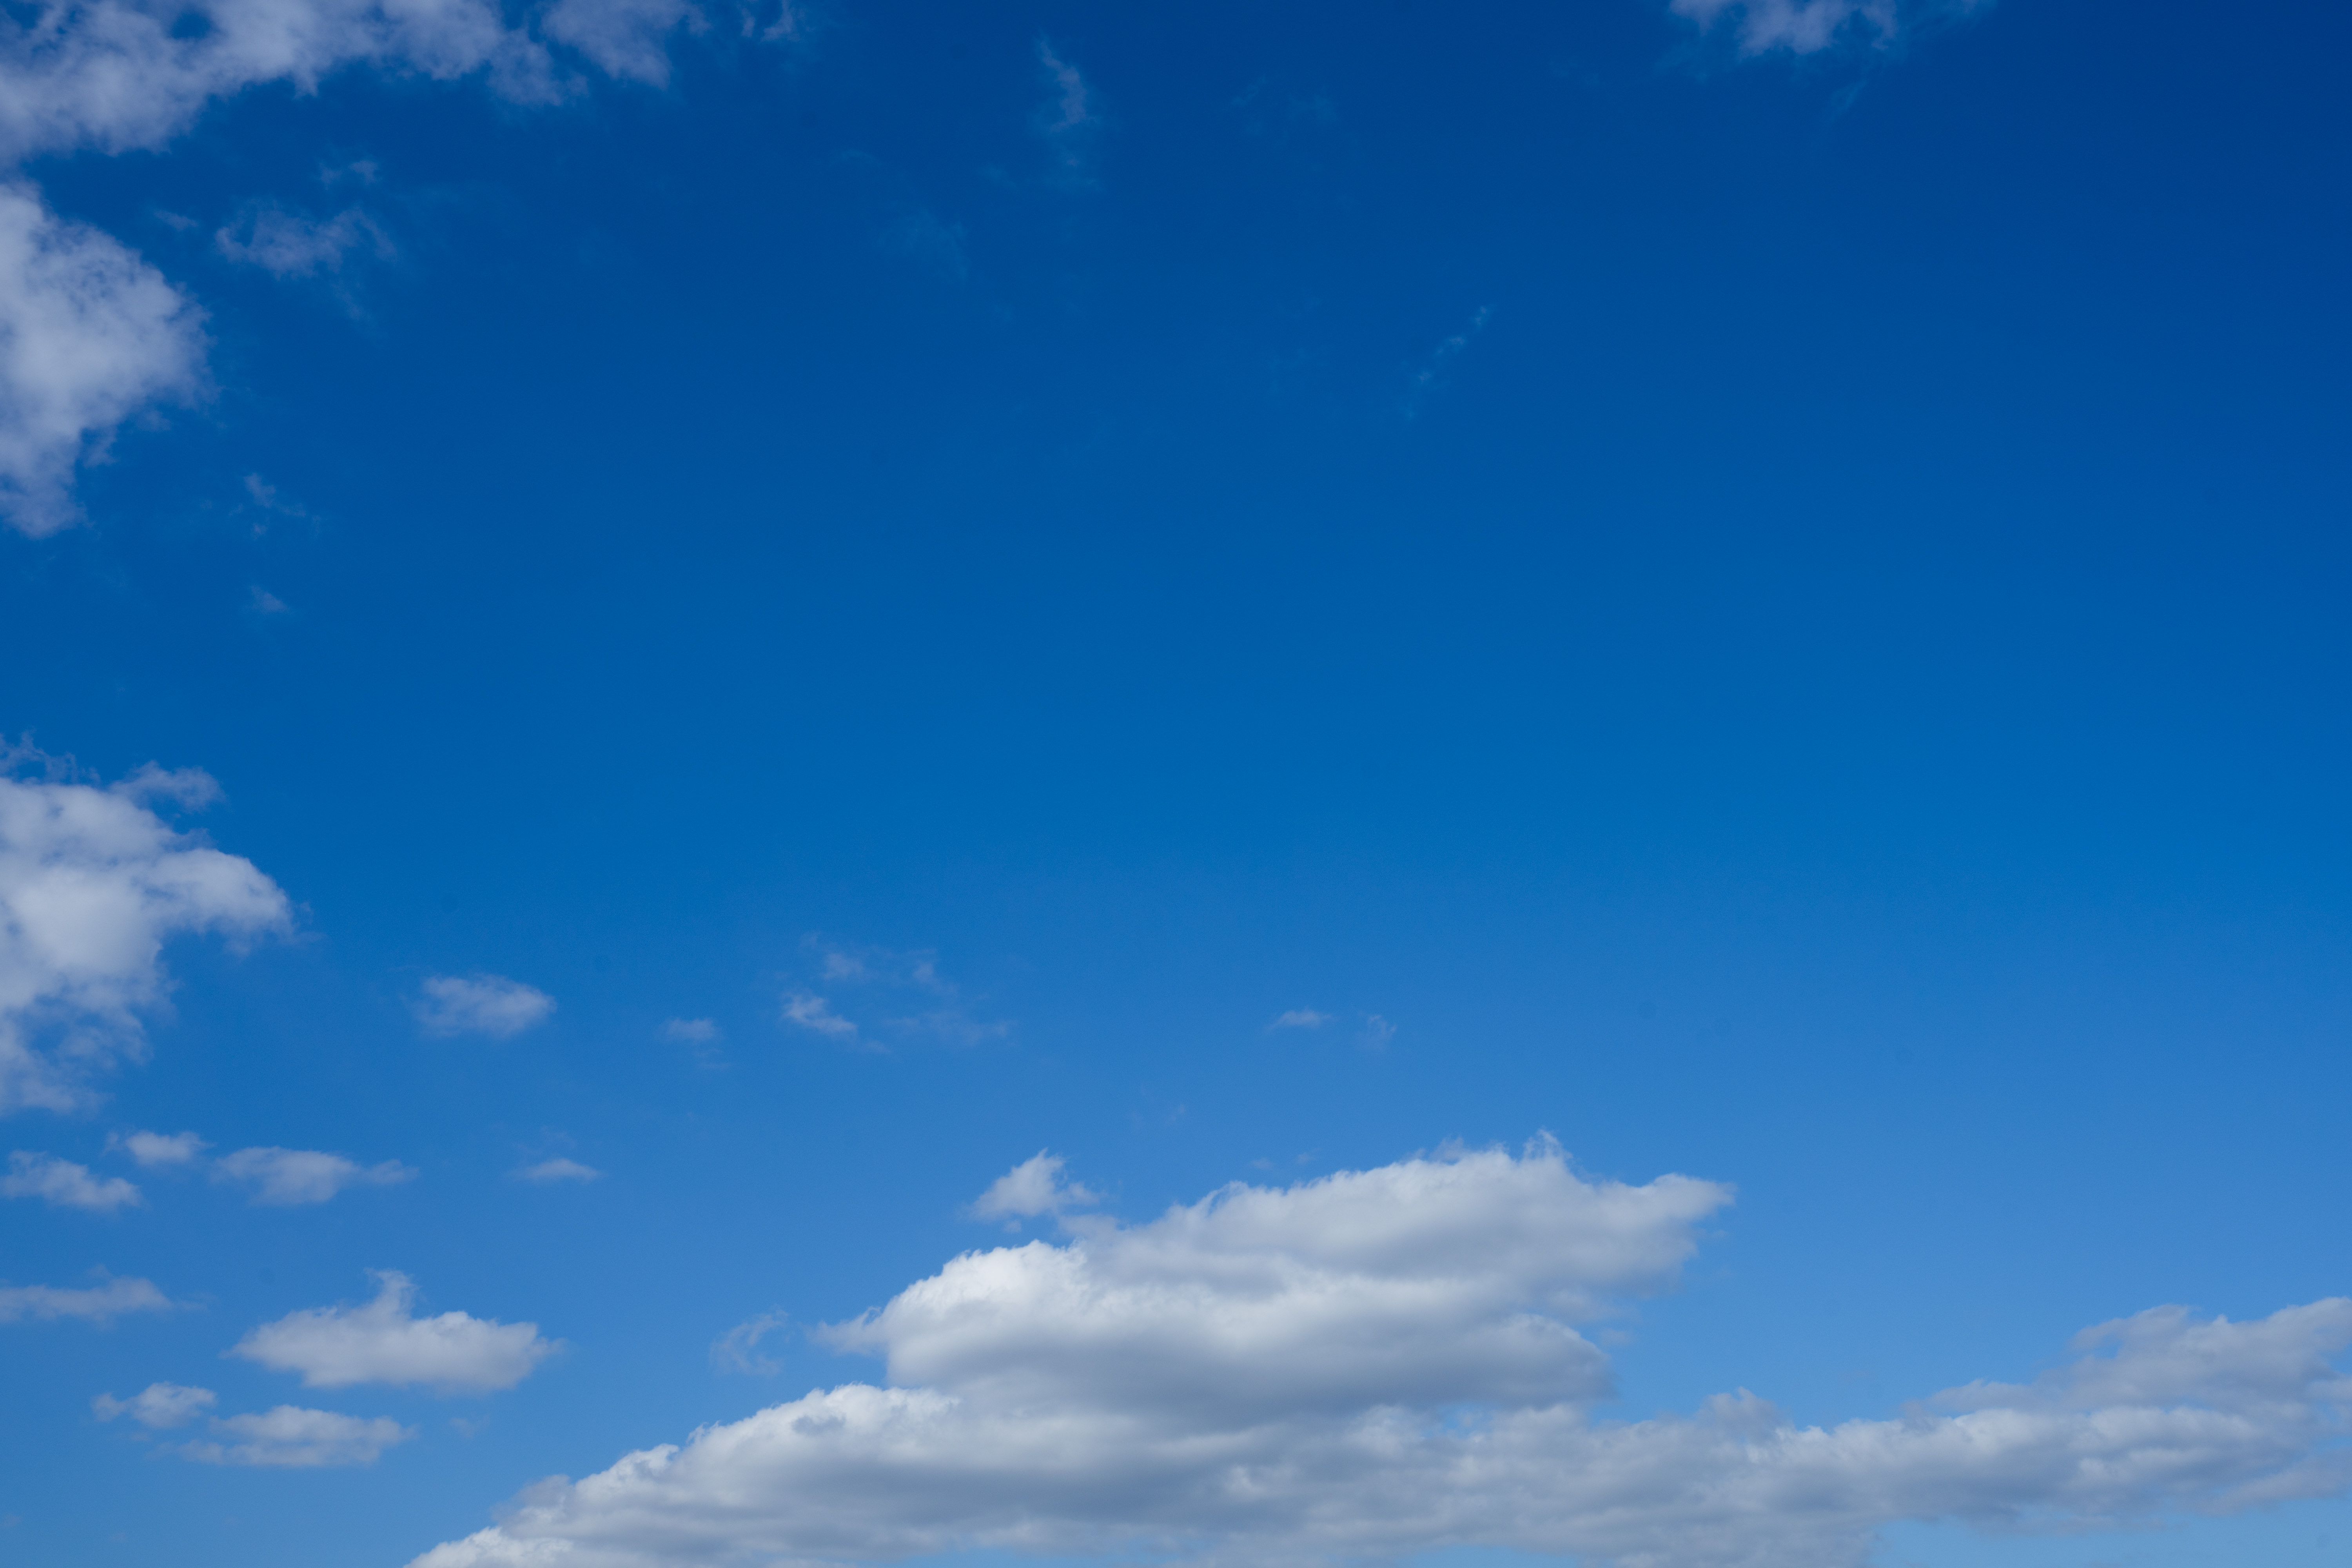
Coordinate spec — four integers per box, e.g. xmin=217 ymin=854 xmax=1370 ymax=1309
xmin=0 ymin=0 xmax=2348 ymax=1564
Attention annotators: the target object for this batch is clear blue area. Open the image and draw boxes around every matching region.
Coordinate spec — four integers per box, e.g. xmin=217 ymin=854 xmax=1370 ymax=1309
xmin=2 ymin=0 xmax=2348 ymax=1564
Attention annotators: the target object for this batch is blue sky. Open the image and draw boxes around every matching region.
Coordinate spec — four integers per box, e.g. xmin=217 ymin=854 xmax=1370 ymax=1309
xmin=2 ymin=0 xmax=2349 ymax=1564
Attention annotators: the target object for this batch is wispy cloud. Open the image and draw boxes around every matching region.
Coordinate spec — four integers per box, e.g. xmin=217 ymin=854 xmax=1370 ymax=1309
xmin=1035 ymin=39 xmax=1101 ymax=186
xmin=215 ymin=203 xmax=392 ymax=280
xmin=787 ymin=940 xmax=1009 ymax=1050
xmin=2 ymin=1152 xmax=140 ymax=1211
xmin=93 ymin=1381 xmax=214 ymax=1428
xmin=1269 ymin=1008 xmax=1330 ymax=1030
xmin=1405 ymin=306 xmax=1491 ymax=417
xmin=1666 ymin=0 xmax=1989 ymax=56
xmin=107 ymin=1129 xmax=208 ymax=1168
xmin=214 ymin=1147 xmax=414 ymax=1206
xmin=0 ymin=1274 xmax=173 ymax=1324
xmin=781 ymin=990 xmax=860 ymax=1042
xmin=514 ymin=1157 xmax=600 ymax=1184
xmin=711 ymin=1310 xmax=791 ymax=1376
xmin=178 ymin=1405 xmax=414 ymax=1467
xmin=414 ymin=974 xmax=555 ymax=1039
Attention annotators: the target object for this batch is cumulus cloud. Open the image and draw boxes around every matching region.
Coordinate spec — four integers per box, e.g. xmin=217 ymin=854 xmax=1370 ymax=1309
xmin=0 ymin=185 xmax=208 ymax=535
xmin=109 ymin=1127 xmax=209 ymax=1166
xmin=93 ymin=1380 xmax=214 ymax=1427
xmin=968 ymin=1150 xmax=1100 ymax=1223
xmin=0 ymin=1272 xmax=171 ymax=1323
xmin=514 ymin=1157 xmax=600 ymax=1184
xmin=214 ymin=203 xmax=393 ymax=278
xmin=213 ymin=1145 xmax=416 ymax=1205
xmin=232 ymin=1270 xmax=557 ymax=1392
xmin=2 ymin=1150 xmax=140 ymax=1210
xmin=408 ymin=1142 xmax=2352 ymax=1568
xmin=179 ymin=1404 xmax=415 ymax=1466
xmin=415 ymin=973 xmax=555 ymax=1038
xmin=1667 ymin=0 xmax=1989 ymax=54
xmin=0 ymin=756 xmax=290 ymax=1111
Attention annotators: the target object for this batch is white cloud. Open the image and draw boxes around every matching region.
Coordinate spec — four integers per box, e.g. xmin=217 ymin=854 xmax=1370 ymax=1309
xmin=514 ymin=1157 xmax=600 ymax=1184
xmin=407 ymin=1142 xmax=2352 ymax=1568
xmin=214 ymin=1145 xmax=416 ymax=1205
xmin=1666 ymin=0 xmax=1988 ymax=54
xmin=179 ymin=1404 xmax=415 ymax=1467
xmin=968 ymin=1150 xmax=1101 ymax=1222
xmin=232 ymin=1270 xmax=557 ymax=1392
xmin=780 ymin=990 xmax=857 ymax=1041
xmin=0 ymin=756 xmax=290 ymax=1111
xmin=712 ymin=1310 xmax=789 ymax=1376
xmin=541 ymin=0 xmax=697 ymax=86
xmin=1269 ymin=1007 xmax=1329 ymax=1029
xmin=415 ymin=973 xmax=555 ymax=1038
xmin=108 ymin=1127 xmax=208 ymax=1167
xmin=215 ymin=203 xmax=392 ymax=278
xmin=0 ymin=184 xmax=208 ymax=535
xmin=2 ymin=1151 xmax=141 ymax=1210
xmin=659 ymin=1017 xmax=719 ymax=1043
xmin=93 ymin=1381 xmax=214 ymax=1427
xmin=0 ymin=1272 xmax=171 ymax=1323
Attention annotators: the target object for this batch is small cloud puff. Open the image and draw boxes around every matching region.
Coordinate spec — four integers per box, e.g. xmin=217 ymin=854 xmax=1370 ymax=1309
xmin=109 ymin=1129 xmax=209 ymax=1167
xmin=94 ymin=1381 xmax=214 ymax=1428
xmin=214 ymin=1147 xmax=414 ymax=1207
xmin=0 ymin=1274 xmax=173 ymax=1324
xmin=232 ymin=1271 xmax=557 ymax=1393
xmin=1269 ymin=1008 xmax=1330 ymax=1030
xmin=2 ymin=1152 xmax=141 ymax=1211
xmin=514 ymin=1158 xmax=600 ymax=1185
xmin=415 ymin=974 xmax=555 ymax=1039
xmin=178 ymin=1405 xmax=414 ymax=1467
xmin=970 ymin=1151 xmax=1101 ymax=1223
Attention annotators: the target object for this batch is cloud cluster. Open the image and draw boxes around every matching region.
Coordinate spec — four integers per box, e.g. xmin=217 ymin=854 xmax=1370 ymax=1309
xmin=410 ymin=1142 xmax=2352 ymax=1568
xmin=0 ymin=759 xmax=290 ymax=1110
xmin=232 ymin=1270 xmax=558 ymax=1392
xmin=0 ymin=0 xmax=786 ymax=531
xmin=782 ymin=940 xmax=1007 ymax=1051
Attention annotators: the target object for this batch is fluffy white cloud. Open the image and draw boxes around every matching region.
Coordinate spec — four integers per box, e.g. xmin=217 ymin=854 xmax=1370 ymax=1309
xmin=232 ymin=1270 xmax=558 ymax=1392
xmin=0 ymin=759 xmax=290 ymax=1111
xmin=93 ymin=1380 xmax=214 ymax=1427
xmin=0 ymin=1272 xmax=171 ymax=1322
xmin=416 ymin=973 xmax=555 ymax=1038
xmin=2 ymin=1150 xmax=141 ymax=1210
xmin=515 ymin=1157 xmax=600 ymax=1183
xmin=968 ymin=1150 xmax=1099 ymax=1222
xmin=408 ymin=1143 xmax=2352 ymax=1568
xmin=1667 ymin=0 xmax=1988 ymax=54
xmin=179 ymin=1404 xmax=415 ymax=1466
xmin=213 ymin=1145 xmax=416 ymax=1205
xmin=0 ymin=184 xmax=208 ymax=534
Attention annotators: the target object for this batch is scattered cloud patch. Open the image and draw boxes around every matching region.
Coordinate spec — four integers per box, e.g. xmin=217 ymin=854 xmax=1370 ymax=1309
xmin=0 ymin=184 xmax=208 ymax=535
xmin=214 ymin=1146 xmax=414 ymax=1206
xmin=0 ymin=1273 xmax=171 ymax=1323
xmin=1405 ymin=306 xmax=1490 ymax=417
xmin=1666 ymin=0 xmax=1989 ymax=55
xmin=780 ymin=990 xmax=858 ymax=1042
xmin=712 ymin=1310 xmax=790 ymax=1376
xmin=108 ymin=1128 xmax=207 ymax=1167
xmin=1359 ymin=1013 xmax=1397 ymax=1049
xmin=969 ymin=1151 xmax=1101 ymax=1223
xmin=93 ymin=1381 xmax=214 ymax=1428
xmin=1268 ymin=1008 xmax=1329 ymax=1030
xmin=411 ymin=1143 xmax=2352 ymax=1568
xmin=3 ymin=1151 xmax=140 ymax=1210
xmin=1035 ymin=39 xmax=1100 ymax=185
xmin=414 ymin=973 xmax=554 ymax=1039
xmin=659 ymin=1017 xmax=719 ymax=1044
xmin=179 ymin=1405 xmax=414 ymax=1467
xmin=0 ymin=749 xmax=290 ymax=1111
xmin=514 ymin=1157 xmax=599 ymax=1184
xmin=542 ymin=0 xmax=698 ymax=87
xmin=214 ymin=203 xmax=392 ymax=279
xmin=248 ymin=585 xmax=291 ymax=614
xmin=232 ymin=1270 xmax=557 ymax=1392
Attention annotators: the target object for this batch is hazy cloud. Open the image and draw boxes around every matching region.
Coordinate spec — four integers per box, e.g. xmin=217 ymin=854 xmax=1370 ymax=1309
xmin=414 ymin=974 xmax=554 ymax=1039
xmin=179 ymin=1404 xmax=415 ymax=1467
xmin=93 ymin=1381 xmax=214 ymax=1427
xmin=0 ymin=1273 xmax=171 ymax=1323
xmin=514 ymin=1157 xmax=600 ymax=1184
xmin=712 ymin=1310 xmax=790 ymax=1376
xmin=1269 ymin=1008 xmax=1329 ymax=1030
xmin=214 ymin=1146 xmax=415 ymax=1206
xmin=108 ymin=1128 xmax=207 ymax=1167
xmin=2 ymin=1151 xmax=140 ymax=1210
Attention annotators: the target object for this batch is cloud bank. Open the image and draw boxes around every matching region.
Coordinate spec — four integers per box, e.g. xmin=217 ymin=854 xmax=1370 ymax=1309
xmin=411 ymin=1141 xmax=2352 ymax=1568
xmin=233 ymin=1270 xmax=558 ymax=1392
xmin=0 ymin=758 xmax=290 ymax=1111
